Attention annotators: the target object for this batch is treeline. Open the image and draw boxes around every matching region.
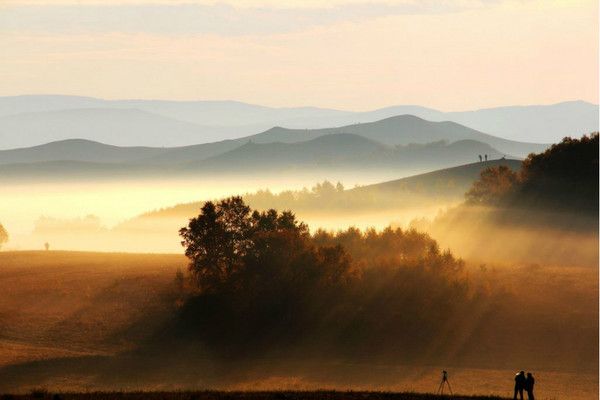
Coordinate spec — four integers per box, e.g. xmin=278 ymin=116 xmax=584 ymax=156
xmin=163 ymin=197 xmax=597 ymax=369
xmin=466 ymin=134 xmax=599 ymax=212
xmin=244 ymin=179 xmax=461 ymax=212
xmin=169 ymin=197 xmax=484 ymax=364
xmin=131 ymin=178 xmax=462 ymax=225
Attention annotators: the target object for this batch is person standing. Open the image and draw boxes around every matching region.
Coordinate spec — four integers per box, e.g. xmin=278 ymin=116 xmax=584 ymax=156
xmin=525 ymin=372 xmax=535 ymax=400
xmin=514 ymin=371 xmax=526 ymax=400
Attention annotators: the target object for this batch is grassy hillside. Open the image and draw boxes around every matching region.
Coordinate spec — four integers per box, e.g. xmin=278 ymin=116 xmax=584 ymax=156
xmin=352 ymin=159 xmax=522 ymax=197
xmin=124 ymin=159 xmax=520 ymax=223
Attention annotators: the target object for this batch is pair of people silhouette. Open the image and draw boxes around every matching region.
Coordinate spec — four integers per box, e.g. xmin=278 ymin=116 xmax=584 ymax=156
xmin=478 ymin=154 xmax=488 ymax=162
xmin=514 ymin=371 xmax=535 ymax=400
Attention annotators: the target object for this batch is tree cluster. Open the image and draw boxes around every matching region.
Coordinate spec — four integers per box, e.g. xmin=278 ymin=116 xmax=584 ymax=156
xmin=465 ymin=133 xmax=599 ymax=212
xmin=177 ymin=198 xmax=472 ymax=361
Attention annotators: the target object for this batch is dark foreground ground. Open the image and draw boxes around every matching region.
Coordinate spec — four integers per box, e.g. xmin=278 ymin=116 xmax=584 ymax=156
xmin=1 ymin=391 xmax=508 ymax=400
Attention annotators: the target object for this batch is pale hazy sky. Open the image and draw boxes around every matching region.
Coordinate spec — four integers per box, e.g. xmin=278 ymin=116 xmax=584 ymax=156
xmin=0 ymin=0 xmax=598 ymax=111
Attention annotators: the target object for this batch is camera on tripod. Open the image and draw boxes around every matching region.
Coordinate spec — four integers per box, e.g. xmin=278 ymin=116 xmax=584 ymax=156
xmin=437 ymin=370 xmax=453 ymax=395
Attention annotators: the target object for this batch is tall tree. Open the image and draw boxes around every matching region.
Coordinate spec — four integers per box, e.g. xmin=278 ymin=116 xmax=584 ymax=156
xmin=179 ymin=197 xmax=252 ymax=291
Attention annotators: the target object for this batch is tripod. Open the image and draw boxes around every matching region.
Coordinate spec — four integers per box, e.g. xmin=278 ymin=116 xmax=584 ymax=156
xmin=437 ymin=370 xmax=453 ymax=395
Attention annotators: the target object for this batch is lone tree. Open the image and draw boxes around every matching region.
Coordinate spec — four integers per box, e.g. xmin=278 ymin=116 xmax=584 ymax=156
xmin=0 ymin=223 xmax=8 ymax=250
xmin=179 ymin=196 xmax=351 ymax=295
xmin=179 ymin=197 xmax=253 ymax=291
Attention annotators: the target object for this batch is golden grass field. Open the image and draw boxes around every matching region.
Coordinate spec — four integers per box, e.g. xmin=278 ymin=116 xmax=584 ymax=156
xmin=0 ymin=251 xmax=186 ymax=368
xmin=0 ymin=251 xmax=597 ymax=399
xmin=0 ymin=390 xmax=511 ymax=400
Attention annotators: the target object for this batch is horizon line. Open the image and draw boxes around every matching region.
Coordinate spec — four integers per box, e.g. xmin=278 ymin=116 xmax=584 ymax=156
xmin=0 ymin=93 xmax=597 ymax=114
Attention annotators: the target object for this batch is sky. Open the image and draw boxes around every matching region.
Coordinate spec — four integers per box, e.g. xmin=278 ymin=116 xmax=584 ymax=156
xmin=0 ymin=0 xmax=598 ymax=111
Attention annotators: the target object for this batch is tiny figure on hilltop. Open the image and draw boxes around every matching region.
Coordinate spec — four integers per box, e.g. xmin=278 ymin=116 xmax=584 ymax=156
xmin=44 ymin=242 xmax=50 ymax=251
xmin=485 ymin=154 xmax=488 ymax=161
xmin=479 ymin=154 xmax=483 ymax=162
xmin=514 ymin=370 xmax=526 ymax=400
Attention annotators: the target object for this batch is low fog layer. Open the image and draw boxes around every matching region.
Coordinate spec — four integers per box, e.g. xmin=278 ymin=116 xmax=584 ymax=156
xmin=1 ymin=160 xmax=518 ymax=253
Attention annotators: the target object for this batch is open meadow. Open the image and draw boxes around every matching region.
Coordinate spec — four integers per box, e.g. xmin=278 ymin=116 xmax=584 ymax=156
xmin=0 ymin=390 xmax=511 ymax=400
xmin=0 ymin=251 xmax=596 ymax=399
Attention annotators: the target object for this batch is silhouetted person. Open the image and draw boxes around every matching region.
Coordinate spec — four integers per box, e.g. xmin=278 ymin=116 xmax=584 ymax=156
xmin=514 ymin=371 xmax=526 ymax=400
xmin=525 ymin=372 xmax=535 ymax=400
xmin=44 ymin=242 xmax=49 ymax=251
xmin=485 ymin=154 xmax=488 ymax=161
xmin=479 ymin=154 xmax=483 ymax=162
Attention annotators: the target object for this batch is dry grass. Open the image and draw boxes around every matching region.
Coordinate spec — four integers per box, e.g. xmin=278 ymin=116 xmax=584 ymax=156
xmin=0 ymin=390 xmax=509 ymax=400
xmin=0 ymin=251 xmax=597 ymax=399
xmin=0 ymin=251 xmax=186 ymax=367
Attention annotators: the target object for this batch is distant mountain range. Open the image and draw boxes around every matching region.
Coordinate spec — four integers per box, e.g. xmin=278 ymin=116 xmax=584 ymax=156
xmin=0 ymin=95 xmax=596 ymax=149
xmin=0 ymin=135 xmax=508 ymax=182
xmin=0 ymin=114 xmax=544 ymax=164
xmin=0 ymin=114 xmax=544 ymax=181
xmin=186 ymin=134 xmax=507 ymax=174
xmin=245 ymin=115 xmax=546 ymax=157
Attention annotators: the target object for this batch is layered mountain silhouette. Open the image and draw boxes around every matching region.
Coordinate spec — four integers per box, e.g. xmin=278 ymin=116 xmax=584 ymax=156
xmin=0 ymin=114 xmax=544 ymax=166
xmin=0 ymin=139 xmax=164 ymax=165
xmin=0 ymin=95 xmax=596 ymax=148
xmin=246 ymin=115 xmax=546 ymax=156
xmin=0 ymin=133 xmax=511 ymax=182
xmin=185 ymin=134 xmax=506 ymax=173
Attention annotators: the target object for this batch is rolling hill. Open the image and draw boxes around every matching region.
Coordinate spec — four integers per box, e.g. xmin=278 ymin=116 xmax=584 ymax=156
xmin=244 ymin=115 xmax=547 ymax=157
xmin=352 ymin=158 xmax=523 ymax=197
xmin=120 ymin=158 xmax=522 ymax=225
xmin=188 ymin=134 xmax=508 ymax=173
xmin=0 ymin=139 xmax=164 ymax=165
xmin=186 ymin=133 xmax=387 ymax=171
xmin=0 ymin=133 xmax=509 ymax=181
xmin=0 ymin=114 xmax=540 ymax=170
